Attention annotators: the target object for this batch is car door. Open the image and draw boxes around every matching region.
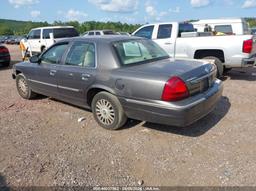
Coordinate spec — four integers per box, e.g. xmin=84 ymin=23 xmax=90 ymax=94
xmin=32 ymin=42 xmax=69 ymax=98
xmin=57 ymin=41 xmax=96 ymax=106
xmin=27 ymin=29 xmax=41 ymax=53
xmin=154 ymin=24 xmax=175 ymax=57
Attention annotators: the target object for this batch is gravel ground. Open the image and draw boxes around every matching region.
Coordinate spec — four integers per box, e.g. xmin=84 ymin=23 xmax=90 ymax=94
xmin=0 ymin=45 xmax=256 ymax=187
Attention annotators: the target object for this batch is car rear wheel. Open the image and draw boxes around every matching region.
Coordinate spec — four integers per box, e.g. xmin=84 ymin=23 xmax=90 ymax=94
xmin=2 ymin=61 xmax=10 ymax=67
xmin=203 ymin=56 xmax=223 ymax=78
xmin=16 ymin=73 xmax=37 ymax=99
xmin=92 ymin=92 xmax=127 ymax=130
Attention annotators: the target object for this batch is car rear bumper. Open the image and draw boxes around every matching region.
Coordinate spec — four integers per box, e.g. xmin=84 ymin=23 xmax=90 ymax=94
xmin=0 ymin=55 xmax=10 ymax=64
xmin=242 ymin=53 xmax=256 ymax=67
xmin=120 ymin=79 xmax=223 ymax=127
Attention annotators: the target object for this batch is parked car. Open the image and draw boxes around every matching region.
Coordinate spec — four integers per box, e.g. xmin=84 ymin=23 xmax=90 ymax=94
xmin=251 ymin=28 xmax=256 ymax=35
xmin=14 ymin=36 xmax=26 ymax=45
xmin=21 ymin=26 xmax=79 ymax=55
xmin=5 ymin=36 xmax=16 ymax=44
xmin=82 ymin=30 xmax=116 ymax=36
xmin=133 ymin=22 xmax=256 ymax=77
xmin=192 ymin=18 xmax=251 ymax=35
xmin=0 ymin=45 xmax=10 ymax=67
xmin=12 ymin=36 xmax=223 ymax=130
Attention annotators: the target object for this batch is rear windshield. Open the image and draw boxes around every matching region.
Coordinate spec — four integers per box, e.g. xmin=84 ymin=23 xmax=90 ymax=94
xmin=214 ymin=25 xmax=233 ymax=34
xmin=113 ymin=39 xmax=169 ymax=66
xmin=53 ymin=28 xmax=79 ymax=38
xmin=103 ymin=31 xmax=116 ymax=35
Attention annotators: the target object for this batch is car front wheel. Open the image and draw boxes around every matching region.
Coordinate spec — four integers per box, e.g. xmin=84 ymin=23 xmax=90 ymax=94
xmin=16 ymin=73 xmax=37 ymax=99
xmin=92 ymin=92 xmax=127 ymax=130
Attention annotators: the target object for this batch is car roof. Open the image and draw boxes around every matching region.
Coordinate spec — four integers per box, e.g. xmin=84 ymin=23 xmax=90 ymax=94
xmin=59 ymin=35 xmax=143 ymax=44
xmin=31 ymin=26 xmax=75 ymax=30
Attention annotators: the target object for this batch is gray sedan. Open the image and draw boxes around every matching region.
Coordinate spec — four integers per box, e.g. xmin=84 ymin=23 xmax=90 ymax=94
xmin=12 ymin=36 xmax=223 ymax=130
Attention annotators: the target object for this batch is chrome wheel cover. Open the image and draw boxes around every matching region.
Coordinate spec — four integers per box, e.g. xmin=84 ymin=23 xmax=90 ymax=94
xmin=95 ymin=99 xmax=115 ymax=125
xmin=18 ymin=78 xmax=28 ymax=95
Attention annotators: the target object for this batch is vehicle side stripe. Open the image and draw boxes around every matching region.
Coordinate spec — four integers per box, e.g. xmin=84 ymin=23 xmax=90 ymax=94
xmin=58 ymin=85 xmax=80 ymax=92
xmin=28 ymin=79 xmax=80 ymax=92
xmin=28 ymin=79 xmax=57 ymax=88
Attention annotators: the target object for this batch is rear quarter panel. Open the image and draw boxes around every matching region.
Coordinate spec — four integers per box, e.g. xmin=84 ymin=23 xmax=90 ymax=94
xmin=175 ymin=35 xmax=254 ymax=67
xmin=110 ymin=69 xmax=167 ymax=101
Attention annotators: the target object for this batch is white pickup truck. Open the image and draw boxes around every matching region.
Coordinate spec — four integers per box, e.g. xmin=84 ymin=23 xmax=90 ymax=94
xmin=133 ymin=22 xmax=256 ymax=76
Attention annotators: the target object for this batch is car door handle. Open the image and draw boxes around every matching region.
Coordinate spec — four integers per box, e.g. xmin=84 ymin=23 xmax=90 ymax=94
xmin=81 ymin=74 xmax=91 ymax=81
xmin=49 ymin=70 xmax=57 ymax=76
xmin=165 ymin=42 xmax=172 ymax=45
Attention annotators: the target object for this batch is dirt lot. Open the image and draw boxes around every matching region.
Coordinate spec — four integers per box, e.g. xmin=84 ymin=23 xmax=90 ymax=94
xmin=0 ymin=45 xmax=256 ymax=187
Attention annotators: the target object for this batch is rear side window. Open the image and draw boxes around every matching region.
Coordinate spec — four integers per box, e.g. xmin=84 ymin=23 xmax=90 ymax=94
xmin=53 ymin=28 xmax=79 ymax=38
xmin=214 ymin=25 xmax=233 ymax=34
xmin=65 ymin=42 xmax=95 ymax=67
xmin=28 ymin=29 xmax=41 ymax=39
xmin=43 ymin=29 xmax=53 ymax=39
xmin=157 ymin=24 xmax=172 ymax=39
xmin=96 ymin=32 xmax=101 ymax=35
xmin=178 ymin=24 xmax=195 ymax=37
xmin=134 ymin=26 xmax=154 ymax=39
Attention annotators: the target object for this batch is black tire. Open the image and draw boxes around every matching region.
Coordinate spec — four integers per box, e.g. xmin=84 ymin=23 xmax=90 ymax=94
xmin=41 ymin=46 xmax=46 ymax=53
xmin=203 ymin=56 xmax=223 ymax=78
xmin=91 ymin=92 xmax=127 ymax=130
xmin=2 ymin=61 xmax=10 ymax=67
xmin=223 ymin=67 xmax=232 ymax=74
xmin=16 ymin=73 xmax=37 ymax=99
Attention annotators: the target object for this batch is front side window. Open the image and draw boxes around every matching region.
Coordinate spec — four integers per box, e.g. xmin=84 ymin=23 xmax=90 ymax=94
xmin=113 ymin=39 xmax=169 ymax=66
xmin=214 ymin=25 xmax=233 ymax=34
xmin=88 ymin=32 xmax=94 ymax=35
xmin=28 ymin=29 xmax=41 ymax=39
xmin=41 ymin=43 xmax=68 ymax=64
xmin=157 ymin=24 xmax=172 ymax=39
xmin=65 ymin=42 xmax=95 ymax=67
xmin=134 ymin=26 xmax=154 ymax=39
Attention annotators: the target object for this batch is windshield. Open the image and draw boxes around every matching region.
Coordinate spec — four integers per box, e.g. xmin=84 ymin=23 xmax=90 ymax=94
xmin=113 ymin=39 xmax=169 ymax=66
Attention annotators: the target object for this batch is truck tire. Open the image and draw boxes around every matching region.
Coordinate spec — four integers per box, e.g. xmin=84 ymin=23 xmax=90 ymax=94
xmin=92 ymin=92 xmax=127 ymax=130
xmin=203 ymin=56 xmax=223 ymax=77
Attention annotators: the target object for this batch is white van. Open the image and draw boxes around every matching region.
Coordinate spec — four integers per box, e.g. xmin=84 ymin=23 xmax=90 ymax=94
xmin=192 ymin=18 xmax=250 ymax=35
xmin=22 ymin=26 xmax=79 ymax=55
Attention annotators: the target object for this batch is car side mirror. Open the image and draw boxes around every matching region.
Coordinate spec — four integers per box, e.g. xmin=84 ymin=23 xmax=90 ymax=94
xmin=29 ymin=55 xmax=41 ymax=64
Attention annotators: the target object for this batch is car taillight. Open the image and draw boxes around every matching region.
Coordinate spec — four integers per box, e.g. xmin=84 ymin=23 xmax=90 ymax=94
xmin=161 ymin=76 xmax=189 ymax=102
xmin=0 ymin=47 xmax=9 ymax=54
xmin=243 ymin=39 xmax=253 ymax=54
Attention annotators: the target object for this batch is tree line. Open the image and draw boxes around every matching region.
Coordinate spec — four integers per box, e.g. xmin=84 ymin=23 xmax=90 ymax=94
xmin=0 ymin=19 xmax=141 ymax=35
xmin=1 ymin=18 xmax=256 ymax=36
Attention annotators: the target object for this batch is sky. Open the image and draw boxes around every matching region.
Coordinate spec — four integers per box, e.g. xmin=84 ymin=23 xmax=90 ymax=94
xmin=0 ymin=0 xmax=256 ymax=24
